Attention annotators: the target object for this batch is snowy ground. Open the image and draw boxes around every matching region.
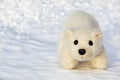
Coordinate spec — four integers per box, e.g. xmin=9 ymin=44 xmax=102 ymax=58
xmin=0 ymin=0 xmax=120 ymax=80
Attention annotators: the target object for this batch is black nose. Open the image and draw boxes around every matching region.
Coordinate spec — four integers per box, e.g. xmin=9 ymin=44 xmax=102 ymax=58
xmin=78 ymin=49 xmax=86 ymax=55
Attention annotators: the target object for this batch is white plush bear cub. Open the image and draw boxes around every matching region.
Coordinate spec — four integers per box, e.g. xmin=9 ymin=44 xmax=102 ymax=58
xmin=58 ymin=11 xmax=107 ymax=70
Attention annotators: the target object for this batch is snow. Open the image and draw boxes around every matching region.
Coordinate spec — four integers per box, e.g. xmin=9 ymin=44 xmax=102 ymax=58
xmin=0 ymin=0 xmax=120 ymax=80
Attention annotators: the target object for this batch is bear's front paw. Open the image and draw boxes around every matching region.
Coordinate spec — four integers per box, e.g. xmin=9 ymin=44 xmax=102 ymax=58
xmin=90 ymin=62 xmax=107 ymax=70
xmin=89 ymin=51 xmax=107 ymax=70
xmin=89 ymin=56 xmax=107 ymax=70
xmin=60 ymin=61 xmax=79 ymax=70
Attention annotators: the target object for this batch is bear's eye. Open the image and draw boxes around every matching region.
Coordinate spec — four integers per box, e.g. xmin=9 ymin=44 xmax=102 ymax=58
xmin=89 ymin=40 xmax=93 ymax=46
xmin=74 ymin=40 xmax=78 ymax=45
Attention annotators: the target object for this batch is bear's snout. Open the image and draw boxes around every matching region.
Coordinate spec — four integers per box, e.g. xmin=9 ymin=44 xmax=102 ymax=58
xmin=78 ymin=49 xmax=86 ymax=55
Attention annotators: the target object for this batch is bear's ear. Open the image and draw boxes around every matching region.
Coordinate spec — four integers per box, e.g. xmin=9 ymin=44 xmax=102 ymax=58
xmin=92 ymin=31 xmax=102 ymax=38
xmin=65 ymin=29 xmax=74 ymax=38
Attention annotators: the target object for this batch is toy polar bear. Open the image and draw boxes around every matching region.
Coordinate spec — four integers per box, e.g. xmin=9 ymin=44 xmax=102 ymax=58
xmin=58 ymin=11 xmax=107 ymax=70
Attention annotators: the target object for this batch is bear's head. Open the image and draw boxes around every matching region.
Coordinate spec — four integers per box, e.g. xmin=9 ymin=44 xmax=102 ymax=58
xmin=65 ymin=29 xmax=103 ymax=61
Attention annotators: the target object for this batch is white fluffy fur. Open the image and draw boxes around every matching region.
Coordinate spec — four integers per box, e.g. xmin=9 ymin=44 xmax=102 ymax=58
xmin=58 ymin=11 xmax=107 ymax=70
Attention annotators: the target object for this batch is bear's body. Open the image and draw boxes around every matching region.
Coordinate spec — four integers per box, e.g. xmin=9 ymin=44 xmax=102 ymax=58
xmin=58 ymin=11 xmax=107 ymax=70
